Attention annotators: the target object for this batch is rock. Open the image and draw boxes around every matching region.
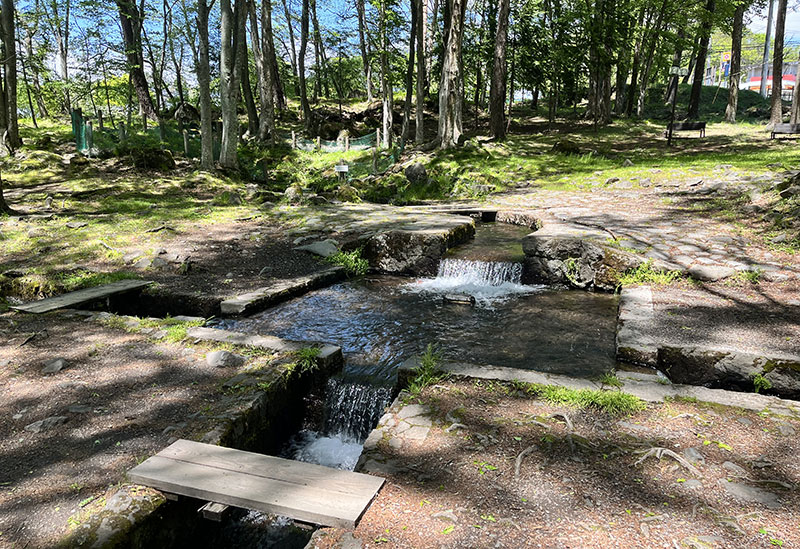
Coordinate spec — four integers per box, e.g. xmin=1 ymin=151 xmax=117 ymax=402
xmin=551 ymin=140 xmax=581 ymax=155
xmin=771 ymin=233 xmax=787 ymax=244
xmin=213 ymin=191 xmax=243 ymax=206
xmin=718 ymin=480 xmax=781 ymax=509
xmin=130 ymin=147 xmax=175 ymax=170
xmin=722 ymin=461 xmax=748 ymax=477
xmin=42 ymin=357 xmax=68 ymax=374
xmin=404 ymin=162 xmax=428 ymax=184
xmin=605 ymin=177 xmax=620 ymax=185
xmin=123 ymin=251 xmax=144 ymax=264
xmin=295 ymin=240 xmax=339 ymax=258
xmin=206 ymin=350 xmax=246 ymax=368
xmin=736 ymin=417 xmax=753 ymax=426
xmin=397 ymin=404 xmax=431 ymax=420
xmin=682 ymin=479 xmax=703 ymax=489
xmin=68 ymin=404 xmax=92 ymax=414
xmin=777 ymin=423 xmax=796 ymax=436
xmin=779 ymin=185 xmax=800 ymax=199
xmin=622 ymin=158 xmax=634 ymax=167
xmin=687 ymin=265 xmax=736 ymax=282
xmin=284 ymin=185 xmax=303 ymax=203
xmin=24 ymin=416 xmax=68 ymax=433
xmin=683 ymin=447 xmax=705 ymax=465
xmin=132 ymin=257 xmax=152 ymax=270
xmin=66 ymin=221 xmax=88 ymax=229
xmin=150 ymin=257 xmax=169 ymax=270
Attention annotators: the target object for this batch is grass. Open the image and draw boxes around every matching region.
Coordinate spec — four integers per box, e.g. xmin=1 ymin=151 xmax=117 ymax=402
xmin=407 ymin=344 xmax=446 ymax=396
xmin=520 ymin=382 xmax=646 ymax=415
xmin=616 ymin=259 xmax=683 ymax=289
xmin=326 ymin=248 xmax=370 ymax=277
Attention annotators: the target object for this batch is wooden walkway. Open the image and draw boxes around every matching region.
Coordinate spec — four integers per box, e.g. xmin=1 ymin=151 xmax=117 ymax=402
xmin=10 ymin=279 xmax=152 ymax=314
xmin=127 ymin=439 xmax=385 ymax=529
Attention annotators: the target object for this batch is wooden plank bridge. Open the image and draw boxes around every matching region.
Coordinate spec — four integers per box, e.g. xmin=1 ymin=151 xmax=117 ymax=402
xmin=128 ymin=439 xmax=385 ymax=529
xmin=10 ymin=279 xmax=152 ymax=314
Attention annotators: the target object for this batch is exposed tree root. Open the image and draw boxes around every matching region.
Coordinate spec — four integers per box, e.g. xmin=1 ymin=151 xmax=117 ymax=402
xmin=633 ymin=447 xmax=702 ymax=477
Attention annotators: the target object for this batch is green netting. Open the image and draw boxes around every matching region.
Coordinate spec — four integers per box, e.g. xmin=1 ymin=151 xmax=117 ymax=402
xmin=278 ymin=131 xmax=378 ymax=152
xmin=71 ymin=110 xmax=88 ymax=152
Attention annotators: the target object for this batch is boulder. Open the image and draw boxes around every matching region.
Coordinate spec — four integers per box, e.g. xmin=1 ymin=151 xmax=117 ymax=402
xmin=213 ymin=191 xmax=243 ymax=206
xmin=42 ymin=358 xmax=68 ymax=374
xmin=551 ymin=140 xmax=582 ymax=155
xmin=779 ymin=185 xmax=800 ymax=200
xmin=131 ymin=148 xmax=175 ymax=171
xmin=24 ymin=416 xmax=68 ymax=433
xmin=284 ymin=185 xmax=303 ymax=204
xmin=404 ymin=162 xmax=428 ymax=185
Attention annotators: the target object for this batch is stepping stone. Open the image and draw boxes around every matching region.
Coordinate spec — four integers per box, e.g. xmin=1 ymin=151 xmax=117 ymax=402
xmin=688 ymin=265 xmax=736 ymax=282
xmin=718 ymin=480 xmax=781 ymax=509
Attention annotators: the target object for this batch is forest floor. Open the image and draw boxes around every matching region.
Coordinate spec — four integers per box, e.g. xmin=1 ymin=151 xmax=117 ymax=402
xmin=0 ymin=118 xmax=799 ymax=547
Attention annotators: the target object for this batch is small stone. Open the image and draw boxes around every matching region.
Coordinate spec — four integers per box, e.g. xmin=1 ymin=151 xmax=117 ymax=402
xmin=284 ymin=186 xmax=303 ymax=203
xmin=605 ymin=177 xmax=620 ymax=185
xmin=688 ymin=265 xmax=736 ymax=282
xmin=771 ymin=233 xmax=787 ymax=244
xmin=42 ymin=357 xmax=67 ymax=374
xmin=719 ymin=480 xmax=781 ymax=508
xmin=397 ymin=404 xmax=430 ymax=420
xmin=388 ymin=438 xmax=403 ymax=450
xmin=622 ymin=158 xmax=634 ymax=167
xmin=683 ymin=447 xmax=705 ymax=465
xmin=66 ymin=221 xmax=88 ymax=229
xmin=206 ymin=350 xmax=246 ymax=368
xmin=683 ymin=479 xmax=703 ymax=489
xmin=294 ymin=240 xmax=339 ymax=258
xmin=736 ymin=417 xmax=753 ymax=426
xmin=722 ymin=461 xmax=748 ymax=477
xmin=404 ymin=162 xmax=429 ymax=184
xmin=150 ymin=257 xmax=169 ymax=269
xmin=777 ymin=423 xmax=796 ymax=436
xmin=132 ymin=257 xmax=152 ymax=270
xmin=779 ymin=185 xmax=800 ymax=199
xmin=68 ymin=404 xmax=92 ymax=414
xmin=24 ymin=416 xmax=68 ymax=433
xmin=432 ymin=509 xmax=459 ymax=523
xmin=122 ymin=251 xmax=143 ymax=264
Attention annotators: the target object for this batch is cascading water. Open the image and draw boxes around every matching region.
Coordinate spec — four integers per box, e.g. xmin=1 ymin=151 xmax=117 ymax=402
xmin=407 ymin=258 xmax=537 ymax=305
xmin=284 ymin=377 xmax=393 ymax=471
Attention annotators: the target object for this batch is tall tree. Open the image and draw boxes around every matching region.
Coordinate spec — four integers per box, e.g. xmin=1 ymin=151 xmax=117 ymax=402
xmin=438 ymin=0 xmax=466 ymax=148
xmin=415 ymin=0 xmax=425 ymax=143
xmin=401 ymin=0 xmax=417 ymax=146
xmin=379 ymin=0 xmax=393 ymax=147
xmin=197 ymin=0 xmax=215 ymax=167
xmin=299 ymin=0 xmax=312 ymax=127
xmin=489 ymin=0 xmax=510 ymax=138
xmin=259 ymin=0 xmax=276 ymax=140
xmin=116 ymin=0 xmax=158 ymax=121
xmin=1 ymin=0 xmax=20 ymax=149
xmin=219 ymin=0 xmax=245 ymax=168
xmin=280 ymin=0 xmax=298 ymax=78
xmin=687 ymin=0 xmax=715 ymax=120
xmin=769 ymin=0 xmax=787 ymax=126
xmin=760 ymin=0 xmax=774 ymax=97
xmin=43 ymin=0 xmax=70 ymax=113
xmin=725 ymin=2 xmax=744 ymax=123
xmin=587 ymin=0 xmax=614 ymax=124
xmin=356 ymin=0 xmax=373 ymax=102
xmin=791 ymin=48 xmax=800 ymax=124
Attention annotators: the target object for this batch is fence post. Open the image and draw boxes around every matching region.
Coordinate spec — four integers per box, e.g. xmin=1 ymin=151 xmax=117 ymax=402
xmin=98 ymin=111 xmax=104 ymax=131
xmin=345 ymin=135 xmax=350 ymax=152
xmin=86 ymin=121 xmax=94 ymax=157
xmin=316 ymin=136 xmax=321 ymax=152
xmin=376 ymin=128 xmax=381 ymax=151
xmin=371 ymin=147 xmax=378 ymax=175
xmin=291 ymin=130 xmax=296 ymax=149
xmin=183 ymin=129 xmax=190 ymax=158
xmin=119 ymin=121 xmax=127 ymax=142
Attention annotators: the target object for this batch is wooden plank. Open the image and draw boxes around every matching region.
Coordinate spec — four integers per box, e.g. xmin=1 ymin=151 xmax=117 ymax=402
xmin=11 ymin=280 xmax=153 ymax=314
xmin=128 ymin=440 xmax=384 ymax=529
xmin=199 ymin=501 xmax=230 ymax=522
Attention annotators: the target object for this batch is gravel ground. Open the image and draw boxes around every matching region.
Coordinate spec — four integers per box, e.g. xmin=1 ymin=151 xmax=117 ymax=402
xmin=312 ymin=379 xmax=800 ymax=549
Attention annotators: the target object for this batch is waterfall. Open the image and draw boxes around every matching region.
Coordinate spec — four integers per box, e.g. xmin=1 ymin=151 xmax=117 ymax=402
xmin=321 ymin=377 xmax=393 ymax=442
xmin=436 ymin=259 xmax=523 ymax=286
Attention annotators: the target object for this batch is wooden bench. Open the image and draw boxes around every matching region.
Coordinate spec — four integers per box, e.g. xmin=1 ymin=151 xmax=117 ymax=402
xmin=665 ymin=121 xmax=706 ymax=138
xmin=771 ymin=123 xmax=800 ymax=139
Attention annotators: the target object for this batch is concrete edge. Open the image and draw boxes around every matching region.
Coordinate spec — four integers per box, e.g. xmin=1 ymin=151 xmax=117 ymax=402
xmin=615 ymin=285 xmax=658 ymax=366
xmin=397 ymin=357 xmax=800 ymax=419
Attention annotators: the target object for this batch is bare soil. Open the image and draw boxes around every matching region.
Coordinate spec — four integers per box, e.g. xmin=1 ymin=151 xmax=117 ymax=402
xmin=314 ymin=379 xmax=800 ymax=549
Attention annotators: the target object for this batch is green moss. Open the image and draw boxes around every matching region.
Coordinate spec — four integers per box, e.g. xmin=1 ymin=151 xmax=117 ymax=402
xmin=520 ymin=382 xmax=646 ymax=415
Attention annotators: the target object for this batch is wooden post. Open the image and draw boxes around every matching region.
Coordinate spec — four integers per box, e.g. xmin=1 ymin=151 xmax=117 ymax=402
xmin=119 ymin=122 xmax=127 ymax=142
xmin=183 ymin=129 xmax=190 ymax=158
xmin=316 ymin=136 xmax=321 ymax=152
xmin=292 ymin=130 xmax=297 ymax=149
xmin=345 ymin=135 xmax=350 ymax=151
xmin=376 ymin=128 xmax=381 ymax=151
xmin=371 ymin=147 xmax=378 ymax=175
xmin=98 ymin=111 xmax=104 ymax=131
xmin=86 ymin=121 xmax=94 ymax=157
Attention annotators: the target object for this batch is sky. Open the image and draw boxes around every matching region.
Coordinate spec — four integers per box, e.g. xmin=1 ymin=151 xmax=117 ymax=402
xmin=748 ymin=1 xmax=800 ymax=46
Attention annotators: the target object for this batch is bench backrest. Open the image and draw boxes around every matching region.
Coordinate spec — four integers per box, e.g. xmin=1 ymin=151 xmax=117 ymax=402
xmin=669 ymin=122 xmax=706 ymax=130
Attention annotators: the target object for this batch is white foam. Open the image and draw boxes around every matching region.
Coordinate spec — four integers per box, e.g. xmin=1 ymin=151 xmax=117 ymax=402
xmin=290 ymin=430 xmax=363 ymax=471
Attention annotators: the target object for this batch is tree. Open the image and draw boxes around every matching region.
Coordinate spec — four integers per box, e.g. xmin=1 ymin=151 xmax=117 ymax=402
xmin=489 ymin=0 xmax=510 ymax=139
xmin=725 ymin=2 xmax=744 ymax=123
xmin=769 ymin=0 xmax=787 ymax=127
xmin=400 ymin=0 xmax=417 ymax=146
xmin=219 ymin=0 xmax=245 ymax=168
xmin=42 ymin=0 xmax=71 ymax=113
xmin=116 ymin=0 xmax=158 ymax=122
xmin=356 ymin=0 xmax=373 ymax=103
xmin=415 ymin=0 xmax=425 ymax=143
xmin=0 ymin=173 xmax=16 ymax=215
xmin=379 ymin=0 xmax=393 ymax=147
xmin=299 ymin=0 xmax=312 ymax=127
xmin=181 ymin=0 xmax=215 ymax=168
xmin=1 ymin=0 xmax=20 ymax=149
xmin=438 ymin=0 xmax=466 ymax=148
xmin=687 ymin=0 xmax=715 ymax=120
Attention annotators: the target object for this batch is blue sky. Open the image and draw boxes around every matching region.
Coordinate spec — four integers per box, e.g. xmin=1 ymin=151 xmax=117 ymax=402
xmin=749 ymin=1 xmax=800 ymax=46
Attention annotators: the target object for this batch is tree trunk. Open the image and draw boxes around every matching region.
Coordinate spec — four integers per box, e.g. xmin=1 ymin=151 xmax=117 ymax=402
xmin=219 ymin=0 xmax=244 ymax=168
xmin=197 ymin=0 xmax=214 ymax=168
xmin=280 ymin=0 xmax=298 ymax=78
xmin=769 ymin=0 xmax=787 ymax=127
xmin=116 ymin=0 xmax=158 ymax=121
xmin=636 ymin=0 xmax=669 ymax=118
xmin=415 ymin=0 xmax=425 ymax=143
xmin=44 ymin=0 xmax=70 ymax=113
xmin=299 ymin=0 xmax=312 ymax=127
xmin=489 ymin=0 xmax=510 ymax=139
xmin=625 ymin=7 xmax=648 ymax=117
xmin=2 ymin=0 xmax=20 ymax=148
xmin=401 ymin=0 xmax=417 ymax=147
xmin=260 ymin=0 xmax=277 ymax=140
xmin=240 ymin=39 xmax=260 ymax=136
xmin=760 ymin=0 xmax=775 ymax=97
xmin=438 ymin=0 xmax=465 ymax=148
xmin=687 ymin=0 xmax=715 ymax=120
xmin=665 ymin=30 xmax=684 ymax=105
xmin=356 ymin=0 xmax=373 ymax=102
xmin=725 ymin=3 xmax=744 ymax=123
xmin=791 ymin=50 xmax=800 ymax=124
xmin=264 ymin=1 xmax=285 ymax=112
xmin=0 ymin=172 xmax=16 ymax=214
xmin=380 ymin=0 xmax=393 ymax=147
